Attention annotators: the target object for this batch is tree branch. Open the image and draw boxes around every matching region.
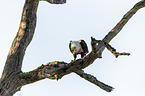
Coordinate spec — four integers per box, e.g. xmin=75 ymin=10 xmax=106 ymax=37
xmin=40 ymin=0 xmax=66 ymax=4
xmin=97 ymin=0 xmax=145 ymax=55
xmin=103 ymin=0 xmax=145 ymax=43
xmin=19 ymin=61 xmax=114 ymax=92
xmin=1 ymin=0 xmax=39 ymax=79
xmin=75 ymin=70 xmax=114 ymax=92
xmin=91 ymin=37 xmax=130 ymax=58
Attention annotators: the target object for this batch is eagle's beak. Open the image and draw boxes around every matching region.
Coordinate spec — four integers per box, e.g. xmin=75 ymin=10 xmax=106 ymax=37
xmin=72 ymin=47 xmax=76 ymax=53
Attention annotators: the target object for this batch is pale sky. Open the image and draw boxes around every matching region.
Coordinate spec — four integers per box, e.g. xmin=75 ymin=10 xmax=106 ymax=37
xmin=0 ymin=0 xmax=145 ymax=96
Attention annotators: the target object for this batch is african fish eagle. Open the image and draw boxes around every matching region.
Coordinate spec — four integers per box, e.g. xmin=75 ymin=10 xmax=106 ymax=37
xmin=69 ymin=40 xmax=89 ymax=60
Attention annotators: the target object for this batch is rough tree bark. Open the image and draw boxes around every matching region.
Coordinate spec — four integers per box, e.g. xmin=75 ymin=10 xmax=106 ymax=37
xmin=0 ymin=0 xmax=145 ymax=96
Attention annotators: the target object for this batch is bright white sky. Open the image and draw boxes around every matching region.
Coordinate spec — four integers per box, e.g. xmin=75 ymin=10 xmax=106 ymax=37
xmin=0 ymin=0 xmax=145 ymax=96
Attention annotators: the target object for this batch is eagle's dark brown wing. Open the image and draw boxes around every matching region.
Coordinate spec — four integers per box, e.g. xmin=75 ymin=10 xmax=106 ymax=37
xmin=80 ymin=40 xmax=89 ymax=54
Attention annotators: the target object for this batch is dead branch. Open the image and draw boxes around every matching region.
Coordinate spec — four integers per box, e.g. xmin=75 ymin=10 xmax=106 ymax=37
xmin=91 ymin=37 xmax=130 ymax=58
xmin=75 ymin=70 xmax=114 ymax=92
xmin=40 ymin=0 xmax=66 ymax=4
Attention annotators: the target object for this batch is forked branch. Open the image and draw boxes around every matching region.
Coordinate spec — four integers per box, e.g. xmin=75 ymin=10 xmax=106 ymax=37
xmin=91 ymin=37 xmax=130 ymax=58
xmin=19 ymin=38 xmax=114 ymax=92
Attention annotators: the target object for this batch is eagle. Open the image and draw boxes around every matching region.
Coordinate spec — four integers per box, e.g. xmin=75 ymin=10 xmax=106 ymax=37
xmin=69 ymin=40 xmax=89 ymax=60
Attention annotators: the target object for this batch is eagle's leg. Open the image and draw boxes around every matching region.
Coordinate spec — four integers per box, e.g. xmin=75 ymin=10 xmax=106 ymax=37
xmin=73 ymin=54 xmax=77 ymax=60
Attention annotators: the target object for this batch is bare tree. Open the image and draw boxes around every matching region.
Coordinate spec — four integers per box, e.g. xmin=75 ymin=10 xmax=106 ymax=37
xmin=0 ymin=0 xmax=145 ymax=96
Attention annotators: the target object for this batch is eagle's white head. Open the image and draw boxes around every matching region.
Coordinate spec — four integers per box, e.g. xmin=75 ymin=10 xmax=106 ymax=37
xmin=70 ymin=40 xmax=82 ymax=54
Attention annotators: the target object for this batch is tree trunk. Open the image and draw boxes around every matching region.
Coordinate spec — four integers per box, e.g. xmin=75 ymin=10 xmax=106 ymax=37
xmin=0 ymin=0 xmax=39 ymax=95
